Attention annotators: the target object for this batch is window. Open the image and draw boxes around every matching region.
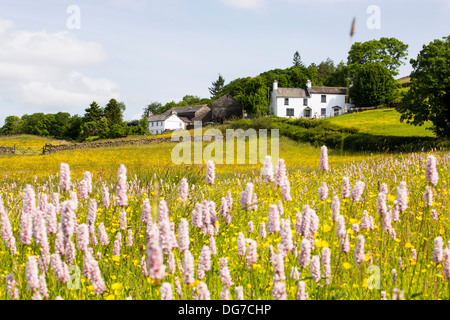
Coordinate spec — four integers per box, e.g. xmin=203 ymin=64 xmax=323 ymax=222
xmin=304 ymin=109 xmax=311 ymax=118
xmin=303 ymin=98 xmax=308 ymax=106
xmin=284 ymin=98 xmax=289 ymax=105
xmin=333 ymin=107 xmax=340 ymax=117
xmin=321 ymin=108 xmax=326 ymax=116
xmin=286 ymin=108 xmax=294 ymax=117
xmin=150 ymin=122 xmax=153 ymax=127
xmin=321 ymin=95 xmax=326 ymax=103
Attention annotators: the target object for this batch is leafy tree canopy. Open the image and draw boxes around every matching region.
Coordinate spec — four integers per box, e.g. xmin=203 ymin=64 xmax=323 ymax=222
xmin=398 ymin=35 xmax=450 ymax=137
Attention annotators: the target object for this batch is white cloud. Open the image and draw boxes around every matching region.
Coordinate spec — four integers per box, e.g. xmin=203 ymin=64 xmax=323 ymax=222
xmin=0 ymin=18 xmax=119 ymax=115
xmin=220 ymin=0 xmax=266 ymax=10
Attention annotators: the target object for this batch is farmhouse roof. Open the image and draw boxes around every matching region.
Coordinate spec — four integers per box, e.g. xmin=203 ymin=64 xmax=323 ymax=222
xmin=161 ymin=104 xmax=209 ymax=116
xmin=147 ymin=114 xmax=171 ymax=122
xmin=274 ymin=86 xmax=347 ymax=98
xmin=273 ymin=88 xmax=309 ymax=98
xmin=309 ymin=87 xmax=347 ymax=94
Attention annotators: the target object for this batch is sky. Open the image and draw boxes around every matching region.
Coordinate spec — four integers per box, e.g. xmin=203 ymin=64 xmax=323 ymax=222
xmin=0 ymin=0 xmax=449 ymax=125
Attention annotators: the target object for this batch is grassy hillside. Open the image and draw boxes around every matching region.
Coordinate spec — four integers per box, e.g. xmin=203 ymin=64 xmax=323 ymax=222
xmin=325 ymin=108 xmax=435 ymax=138
xmin=0 ymin=134 xmax=68 ymax=148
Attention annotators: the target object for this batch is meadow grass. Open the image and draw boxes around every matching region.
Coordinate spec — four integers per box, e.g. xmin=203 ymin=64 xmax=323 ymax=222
xmin=0 ymin=134 xmax=449 ymax=300
xmin=326 ymin=109 xmax=435 ymax=138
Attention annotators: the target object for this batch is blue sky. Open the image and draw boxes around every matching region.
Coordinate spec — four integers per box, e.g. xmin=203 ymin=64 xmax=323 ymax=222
xmin=0 ymin=0 xmax=448 ymax=124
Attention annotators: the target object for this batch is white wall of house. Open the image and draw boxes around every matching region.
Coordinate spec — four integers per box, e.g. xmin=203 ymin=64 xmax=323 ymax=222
xmin=148 ymin=114 xmax=186 ymax=134
xmin=272 ymin=94 xmax=348 ymax=118
xmin=164 ymin=114 xmax=186 ymax=131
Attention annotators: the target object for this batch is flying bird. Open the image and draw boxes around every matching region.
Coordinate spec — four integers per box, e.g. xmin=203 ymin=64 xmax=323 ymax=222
xmin=350 ymin=17 xmax=356 ymax=38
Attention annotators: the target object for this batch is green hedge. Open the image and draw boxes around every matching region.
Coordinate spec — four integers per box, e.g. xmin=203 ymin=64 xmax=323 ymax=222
xmin=223 ymin=116 xmax=448 ymax=152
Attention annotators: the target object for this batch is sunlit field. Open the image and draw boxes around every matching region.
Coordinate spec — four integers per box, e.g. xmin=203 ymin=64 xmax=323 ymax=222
xmin=0 ymin=135 xmax=449 ymax=300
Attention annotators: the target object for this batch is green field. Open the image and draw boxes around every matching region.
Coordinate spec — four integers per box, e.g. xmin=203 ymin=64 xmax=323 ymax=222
xmin=326 ymin=108 xmax=435 ymax=138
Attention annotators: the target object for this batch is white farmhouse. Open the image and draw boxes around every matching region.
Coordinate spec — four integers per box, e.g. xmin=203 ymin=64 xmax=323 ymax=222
xmin=147 ymin=105 xmax=211 ymax=134
xmin=271 ymin=80 xmax=352 ymax=118
xmin=147 ymin=112 xmax=190 ymax=134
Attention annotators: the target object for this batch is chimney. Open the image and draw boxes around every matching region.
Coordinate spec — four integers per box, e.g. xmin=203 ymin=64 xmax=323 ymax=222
xmin=273 ymin=80 xmax=278 ymax=91
xmin=306 ymin=80 xmax=312 ymax=88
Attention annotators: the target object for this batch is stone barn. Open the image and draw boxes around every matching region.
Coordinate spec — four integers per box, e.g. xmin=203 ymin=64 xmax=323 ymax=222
xmin=210 ymin=94 xmax=243 ymax=123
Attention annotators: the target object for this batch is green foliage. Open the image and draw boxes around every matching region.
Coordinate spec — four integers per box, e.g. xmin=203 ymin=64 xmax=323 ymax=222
xmin=293 ymin=51 xmax=304 ymax=68
xmin=104 ymin=99 xmax=126 ymax=126
xmin=209 ymin=74 xmax=225 ymax=99
xmin=234 ymin=76 xmax=269 ymax=116
xmin=1 ymin=116 xmax=22 ymax=135
xmin=83 ymin=101 xmax=103 ymax=123
xmin=347 ymin=37 xmax=409 ymax=76
xmin=349 ymin=62 xmax=399 ymax=108
xmin=398 ymin=35 xmax=450 ymax=138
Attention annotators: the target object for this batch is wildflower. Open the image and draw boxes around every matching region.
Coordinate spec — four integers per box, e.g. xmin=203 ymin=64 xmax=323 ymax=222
xmin=340 ymin=233 xmax=350 ymax=254
xmin=262 ymin=155 xmax=275 ymax=183
xmin=26 ymin=255 xmax=39 ymax=292
xmin=331 ymin=196 xmax=340 ymax=221
xmin=318 ymin=182 xmax=328 ymax=201
xmin=178 ymin=218 xmax=190 ymax=253
xmin=281 ymin=176 xmax=292 ymax=202
xmin=342 ymin=262 xmax=352 ymax=270
xmin=379 ymin=183 xmax=388 ymax=194
xmin=6 ymin=274 xmax=16 ymax=299
xmin=392 ymin=269 xmax=397 ymax=285
xmin=182 ymin=250 xmax=195 ymax=285
xmin=102 ymin=185 xmax=110 ymax=209
xmin=355 ymin=235 xmax=365 ymax=265
xmin=197 ymin=246 xmax=211 ymax=280
xmin=235 ymin=286 xmax=244 ymax=300
xmin=237 ymin=232 xmax=246 ymax=256
xmin=1 ymin=205 xmax=17 ymax=254
xmin=206 ymin=160 xmax=215 ymax=185
xmin=220 ymin=286 xmax=230 ymax=300
xmin=219 ymin=257 xmax=233 ymax=287
xmin=424 ymin=186 xmax=433 ymax=207
xmin=272 ymin=281 xmax=287 ymax=300
xmin=341 ymin=177 xmax=351 ymax=198
xmin=77 ymin=224 xmax=89 ymax=252
xmin=351 ymin=181 xmax=365 ymax=202
xmin=310 ymin=255 xmax=321 ymax=283
xmin=98 ymin=223 xmax=109 ymax=246
xmin=336 ymin=214 xmax=346 ymax=240
xmin=290 ymin=267 xmax=300 ymax=281
xmin=116 ymin=172 xmax=128 ymax=207
xmin=240 ymin=183 xmax=254 ymax=209
xmin=160 ymin=283 xmax=173 ymax=300
xmin=296 ymin=281 xmax=308 ymax=300
xmin=209 ymin=236 xmax=217 ymax=255
xmin=433 ymin=236 xmax=444 ymax=264
xmin=320 ymin=145 xmax=329 ymax=171
xmin=352 ymin=223 xmax=360 ymax=233
xmin=431 ymin=209 xmax=438 ymax=221
xmin=267 ymin=204 xmax=280 ymax=234
xmin=396 ymin=181 xmax=408 ymax=212
xmin=248 ymin=221 xmax=254 ymax=233
xmin=259 ymin=222 xmax=267 ymax=239
xmin=411 ymin=249 xmax=417 ymax=260
xmin=443 ymin=248 xmax=450 ymax=279
xmin=381 ymin=291 xmax=387 ymax=300
xmin=279 ymin=218 xmax=293 ymax=256
xmin=147 ymin=227 xmax=166 ymax=281
xmin=322 ymin=247 xmax=332 ymax=285
xmin=127 ymin=229 xmax=133 ymax=247
xmin=426 ymin=154 xmax=439 ymax=186
xmin=275 ymin=159 xmax=286 ymax=188
xmin=272 ymin=253 xmax=286 ymax=282
xmin=198 ymin=282 xmax=211 ymax=300
xmin=59 ymin=163 xmax=71 ymax=191
xmin=298 ymin=238 xmax=311 ymax=268
xmin=180 ymin=178 xmax=189 ymax=204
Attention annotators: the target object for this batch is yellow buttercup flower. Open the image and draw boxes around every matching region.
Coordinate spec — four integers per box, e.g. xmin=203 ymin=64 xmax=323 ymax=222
xmin=342 ymin=262 xmax=352 ymax=270
xmin=111 ymin=283 xmax=123 ymax=290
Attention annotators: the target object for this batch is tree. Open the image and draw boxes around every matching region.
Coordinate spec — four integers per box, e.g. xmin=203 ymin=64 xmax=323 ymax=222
xmin=349 ymin=62 xmax=399 ymax=108
xmin=347 ymin=37 xmax=408 ymax=76
xmin=104 ymin=99 xmax=126 ymax=126
xmin=317 ymin=58 xmax=335 ymax=85
xmin=83 ymin=101 xmax=103 ymax=123
xmin=1 ymin=116 xmax=22 ymax=135
xmin=398 ymin=35 xmax=450 ymax=137
xmin=293 ymin=51 xmax=304 ymax=68
xmin=143 ymin=102 xmax=162 ymax=116
xmin=209 ymin=74 xmax=225 ymax=99
xmin=324 ymin=61 xmax=351 ymax=87
xmin=235 ymin=76 xmax=268 ymax=116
